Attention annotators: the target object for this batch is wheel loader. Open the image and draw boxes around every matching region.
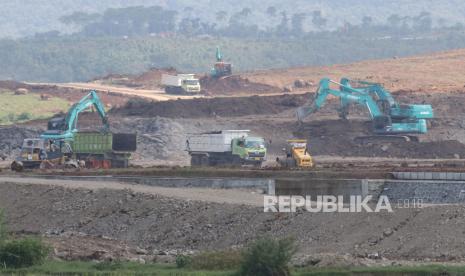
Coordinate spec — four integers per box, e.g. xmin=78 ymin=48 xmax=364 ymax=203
xmin=276 ymin=139 xmax=313 ymax=168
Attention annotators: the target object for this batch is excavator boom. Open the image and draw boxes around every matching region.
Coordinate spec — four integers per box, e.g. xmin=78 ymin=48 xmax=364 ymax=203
xmin=297 ymin=78 xmax=433 ymax=135
xmin=41 ymin=90 xmax=109 ymax=140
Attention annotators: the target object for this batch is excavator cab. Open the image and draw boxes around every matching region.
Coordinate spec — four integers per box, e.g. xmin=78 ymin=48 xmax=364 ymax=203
xmin=47 ymin=116 xmax=67 ymax=131
xmin=211 ymin=47 xmax=232 ymax=78
xmin=212 ymin=62 xmax=232 ymax=78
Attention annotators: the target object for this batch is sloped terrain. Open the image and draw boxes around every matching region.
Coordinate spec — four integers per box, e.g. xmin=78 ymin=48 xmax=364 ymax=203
xmin=2 ymin=181 xmax=465 ymax=264
xmin=245 ymin=49 xmax=465 ymax=93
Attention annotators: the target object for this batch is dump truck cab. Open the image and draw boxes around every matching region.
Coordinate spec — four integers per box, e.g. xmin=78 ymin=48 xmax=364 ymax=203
xmin=161 ymin=74 xmax=201 ymax=94
xmin=231 ymin=136 xmax=267 ymax=164
xmin=181 ymin=77 xmax=201 ymax=93
xmin=277 ymin=139 xmax=313 ymax=168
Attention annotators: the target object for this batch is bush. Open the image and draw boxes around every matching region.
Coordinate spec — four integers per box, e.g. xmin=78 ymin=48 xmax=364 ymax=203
xmin=188 ymin=249 xmax=242 ymax=270
xmin=0 ymin=238 xmax=50 ymax=268
xmin=93 ymin=260 xmax=123 ymax=271
xmin=239 ymin=237 xmax=297 ymax=276
xmin=175 ymin=254 xmax=192 ymax=268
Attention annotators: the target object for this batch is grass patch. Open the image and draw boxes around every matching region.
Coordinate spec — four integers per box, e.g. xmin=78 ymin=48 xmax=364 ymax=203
xmin=0 ymin=90 xmax=69 ymax=124
xmin=4 ymin=261 xmax=465 ymax=276
xmin=295 ymin=265 xmax=465 ymax=275
xmin=185 ymin=249 xmax=243 ymax=271
xmin=0 ymin=260 xmax=234 ymax=275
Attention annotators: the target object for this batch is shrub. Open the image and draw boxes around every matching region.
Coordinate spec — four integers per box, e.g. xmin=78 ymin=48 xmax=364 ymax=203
xmin=93 ymin=260 xmax=123 ymax=271
xmin=16 ymin=112 xmax=32 ymax=121
xmin=0 ymin=238 xmax=50 ymax=268
xmin=189 ymin=249 xmax=242 ymax=270
xmin=175 ymin=254 xmax=192 ymax=268
xmin=239 ymin=237 xmax=297 ymax=276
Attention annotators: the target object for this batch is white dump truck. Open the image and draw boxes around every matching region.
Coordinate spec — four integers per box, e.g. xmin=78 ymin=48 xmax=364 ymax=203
xmin=186 ymin=130 xmax=267 ymax=167
xmin=161 ymin=74 xmax=201 ymax=94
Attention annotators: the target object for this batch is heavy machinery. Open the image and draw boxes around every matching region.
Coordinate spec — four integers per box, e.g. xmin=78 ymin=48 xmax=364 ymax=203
xmin=10 ymin=138 xmax=73 ymax=171
xmin=296 ymin=78 xmax=434 ymax=141
xmin=42 ymin=90 xmax=109 ymax=140
xmin=186 ymin=130 xmax=266 ymax=167
xmin=276 ymin=139 xmax=313 ymax=168
xmin=161 ymin=74 xmax=201 ymax=94
xmin=210 ymin=47 xmax=232 ymax=79
xmin=11 ymin=91 xmax=136 ymax=171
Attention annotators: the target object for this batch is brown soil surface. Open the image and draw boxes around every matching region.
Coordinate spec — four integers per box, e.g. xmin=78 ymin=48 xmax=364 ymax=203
xmin=93 ymin=68 xmax=178 ymax=90
xmin=0 ymin=80 xmax=128 ymax=107
xmin=200 ymin=75 xmax=281 ymax=95
xmin=111 ymin=93 xmax=303 ymax=118
xmin=245 ymin=49 xmax=465 ymax=93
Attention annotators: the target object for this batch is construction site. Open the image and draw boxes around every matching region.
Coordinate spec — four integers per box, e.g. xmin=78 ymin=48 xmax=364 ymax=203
xmin=3 ymin=45 xmax=465 ymax=274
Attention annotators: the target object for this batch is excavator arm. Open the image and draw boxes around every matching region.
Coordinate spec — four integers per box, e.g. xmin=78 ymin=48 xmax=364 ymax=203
xmin=297 ymin=78 xmax=384 ymax=121
xmin=41 ymin=90 xmax=109 ymax=140
xmin=296 ymin=78 xmax=430 ymax=135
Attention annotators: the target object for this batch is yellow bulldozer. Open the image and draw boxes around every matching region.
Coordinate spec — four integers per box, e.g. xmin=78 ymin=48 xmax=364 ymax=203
xmin=276 ymin=139 xmax=313 ymax=168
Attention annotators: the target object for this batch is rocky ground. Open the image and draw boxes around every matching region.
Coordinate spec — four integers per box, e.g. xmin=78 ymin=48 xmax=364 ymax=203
xmin=2 ymin=181 xmax=465 ymax=266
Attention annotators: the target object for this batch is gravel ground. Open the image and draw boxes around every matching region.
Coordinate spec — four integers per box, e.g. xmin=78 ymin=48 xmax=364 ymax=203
xmin=2 ymin=179 xmax=465 ymax=265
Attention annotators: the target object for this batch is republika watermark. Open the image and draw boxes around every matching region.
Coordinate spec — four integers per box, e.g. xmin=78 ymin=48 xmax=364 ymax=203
xmin=264 ymin=195 xmax=393 ymax=213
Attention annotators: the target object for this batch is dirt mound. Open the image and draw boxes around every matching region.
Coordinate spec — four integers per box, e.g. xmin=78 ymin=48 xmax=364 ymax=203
xmin=296 ymin=120 xmax=465 ymax=159
xmin=91 ymin=68 xmax=178 ymax=90
xmin=110 ymin=117 xmax=190 ymax=165
xmin=111 ymin=94 xmax=305 ymax=118
xmin=0 ymin=80 xmax=29 ymax=91
xmin=133 ymin=68 xmax=177 ymax=89
xmin=200 ymin=75 xmax=280 ymax=95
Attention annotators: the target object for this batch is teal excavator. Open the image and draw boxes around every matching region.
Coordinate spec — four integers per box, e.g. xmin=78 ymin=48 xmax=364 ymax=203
xmin=297 ymin=78 xmax=434 ymax=141
xmin=211 ymin=46 xmax=232 ymax=78
xmin=11 ymin=91 xmax=115 ymax=171
xmin=41 ymin=90 xmax=109 ymax=140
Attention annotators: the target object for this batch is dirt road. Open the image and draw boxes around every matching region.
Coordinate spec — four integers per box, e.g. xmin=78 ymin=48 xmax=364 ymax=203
xmin=26 ymin=82 xmax=204 ymax=101
xmin=0 ymin=176 xmax=263 ymax=206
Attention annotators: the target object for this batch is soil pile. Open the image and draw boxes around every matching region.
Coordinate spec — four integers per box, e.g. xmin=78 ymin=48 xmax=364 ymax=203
xmin=200 ymin=75 xmax=280 ymax=95
xmin=296 ymin=120 xmax=465 ymax=159
xmin=111 ymin=94 xmax=305 ymax=118
xmin=92 ymin=68 xmax=178 ymax=90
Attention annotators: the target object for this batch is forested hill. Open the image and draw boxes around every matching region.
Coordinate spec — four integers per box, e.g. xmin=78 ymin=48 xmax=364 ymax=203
xmin=1 ymin=0 xmax=465 ymax=38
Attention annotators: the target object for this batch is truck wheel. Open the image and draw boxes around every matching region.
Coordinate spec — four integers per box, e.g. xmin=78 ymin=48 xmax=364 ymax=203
xmin=10 ymin=161 xmax=23 ymax=172
xmin=286 ymin=158 xmax=297 ymax=168
xmin=190 ymin=155 xmax=200 ymax=166
xmin=200 ymin=155 xmax=209 ymax=166
xmin=232 ymin=156 xmax=242 ymax=167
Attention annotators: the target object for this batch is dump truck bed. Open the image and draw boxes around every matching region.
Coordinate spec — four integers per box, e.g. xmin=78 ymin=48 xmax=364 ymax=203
xmin=187 ymin=130 xmax=249 ymax=153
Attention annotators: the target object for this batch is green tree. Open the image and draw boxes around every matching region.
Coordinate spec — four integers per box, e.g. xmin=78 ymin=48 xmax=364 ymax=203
xmin=240 ymin=237 xmax=297 ymax=276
